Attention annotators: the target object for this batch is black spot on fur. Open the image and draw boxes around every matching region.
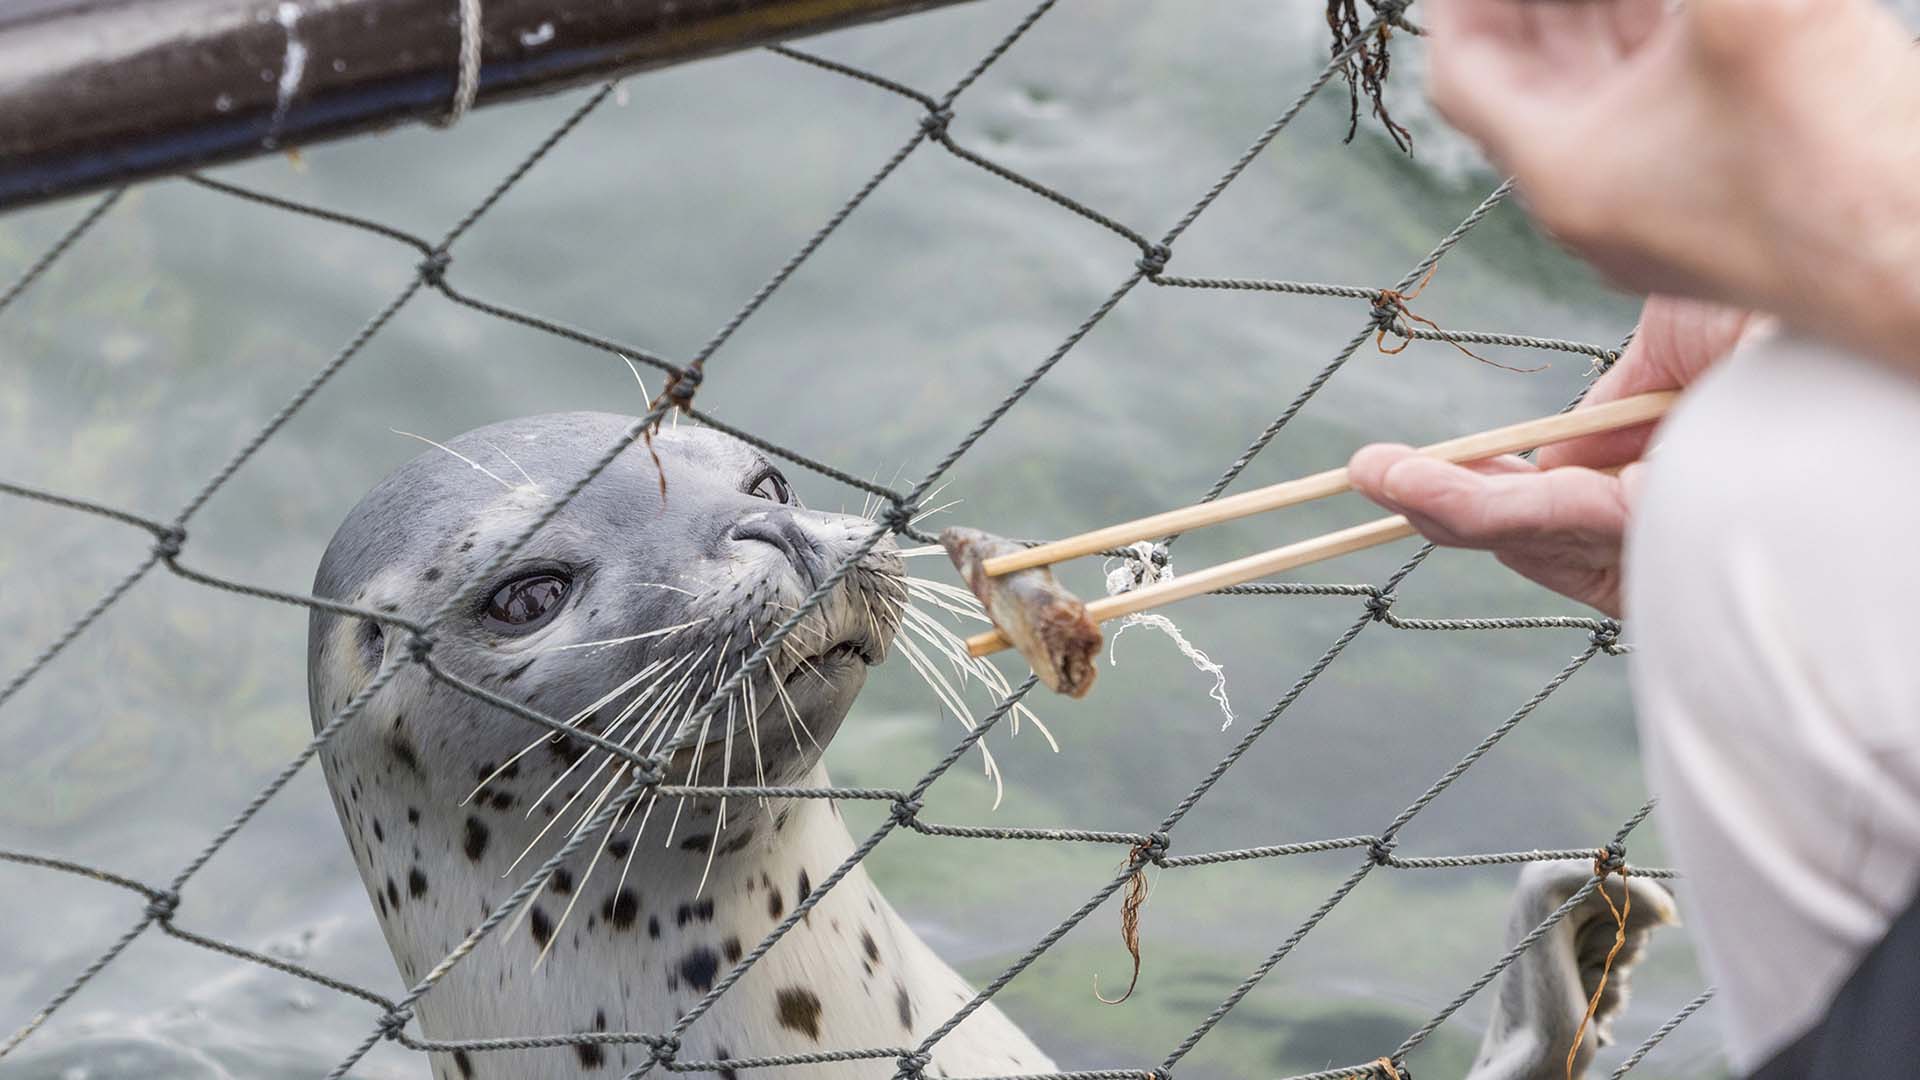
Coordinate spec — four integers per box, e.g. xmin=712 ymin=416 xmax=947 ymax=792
xmin=575 ymin=1041 xmax=604 ymax=1069
xmin=679 ymin=947 xmax=720 ymax=993
xmin=723 ymin=936 xmax=743 ymax=963
xmin=678 ymin=833 xmax=713 ymax=854
xmin=407 ymin=807 xmax=420 ymax=825
xmin=607 ymin=836 xmax=632 ymax=860
xmin=463 ymin=816 xmax=489 ymax=861
xmin=385 ymin=876 xmax=400 ymax=910
xmin=530 ymin=906 xmax=553 ymax=949
xmin=489 ymin=790 xmax=514 ymax=812
xmin=648 ymin=914 xmax=661 ymax=939
xmin=775 ymin=808 xmax=791 ymax=832
xmin=775 ymin=986 xmax=823 ymax=1041
xmin=459 ymin=539 xmax=474 ymax=552
xmin=409 ymin=867 xmax=428 ymax=899
xmin=453 ymin=1049 xmax=473 ymax=1078
xmin=718 ymin=830 xmax=754 ymax=856
xmin=372 ymin=819 xmax=385 ymax=843
xmin=594 ymin=1009 xmax=606 ymax=1030
xmin=602 ymin=888 xmax=640 ymax=931
xmin=423 ymin=567 xmax=442 ymax=582
xmin=551 ymin=867 xmax=573 ymax=896
xmin=675 ymin=898 xmax=715 ymax=928
xmin=716 ymin=1047 xmax=739 ymax=1080
xmin=895 ymin=979 xmax=914 ymax=1031
xmin=502 ymin=658 xmax=534 ymax=684
xmin=767 ymin=888 xmax=784 ymax=920
xmin=797 ymin=869 xmax=811 ymax=901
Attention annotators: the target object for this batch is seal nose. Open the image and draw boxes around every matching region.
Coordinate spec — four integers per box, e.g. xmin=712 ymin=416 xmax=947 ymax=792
xmin=730 ymin=510 xmax=827 ymax=589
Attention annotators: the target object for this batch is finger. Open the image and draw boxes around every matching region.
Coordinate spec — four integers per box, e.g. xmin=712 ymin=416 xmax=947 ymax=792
xmin=1348 ymin=442 xmax=1419 ymax=517
xmin=1372 ymin=454 xmax=1631 ymax=552
xmin=1608 ymin=0 xmax=1668 ymax=52
xmin=1537 ymin=295 xmax=1752 ymax=470
xmin=1351 ymin=447 xmax=1536 ymax=514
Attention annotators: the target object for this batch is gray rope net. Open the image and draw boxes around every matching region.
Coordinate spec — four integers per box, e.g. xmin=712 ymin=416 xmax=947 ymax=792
xmin=0 ymin=1 xmax=1714 ymax=1077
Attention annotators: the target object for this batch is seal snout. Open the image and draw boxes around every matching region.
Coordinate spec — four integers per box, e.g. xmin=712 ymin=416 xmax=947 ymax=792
xmin=729 ymin=510 xmax=829 ymax=590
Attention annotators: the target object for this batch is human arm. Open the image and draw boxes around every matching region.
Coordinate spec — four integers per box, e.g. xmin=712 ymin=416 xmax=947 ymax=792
xmin=1426 ymin=0 xmax=1920 ymax=375
xmin=1347 ymin=297 xmax=1753 ymax=615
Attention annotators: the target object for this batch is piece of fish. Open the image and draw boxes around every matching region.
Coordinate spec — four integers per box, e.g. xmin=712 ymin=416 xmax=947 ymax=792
xmin=941 ymin=526 xmax=1101 ymax=698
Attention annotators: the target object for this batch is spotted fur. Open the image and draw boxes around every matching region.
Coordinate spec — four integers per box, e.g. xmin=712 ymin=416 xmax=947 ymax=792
xmin=309 ymin=414 xmax=1051 ymax=1078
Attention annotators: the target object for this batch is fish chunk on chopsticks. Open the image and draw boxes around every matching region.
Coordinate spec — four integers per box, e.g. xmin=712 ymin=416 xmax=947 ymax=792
xmin=941 ymin=526 xmax=1101 ymax=698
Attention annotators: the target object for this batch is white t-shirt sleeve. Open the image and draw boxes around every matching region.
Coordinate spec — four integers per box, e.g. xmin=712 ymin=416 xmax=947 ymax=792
xmin=1625 ymin=329 xmax=1920 ymax=1073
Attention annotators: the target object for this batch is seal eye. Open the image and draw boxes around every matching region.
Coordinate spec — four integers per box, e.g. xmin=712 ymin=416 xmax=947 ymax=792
xmin=484 ymin=573 xmax=570 ymax=631
xmin=747 ymin=468 xmax=791 ymax=504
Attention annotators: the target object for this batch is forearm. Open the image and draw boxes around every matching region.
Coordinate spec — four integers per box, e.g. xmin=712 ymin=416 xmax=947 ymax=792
xmin=1738 ymin=3 xmax=1920 ymax=376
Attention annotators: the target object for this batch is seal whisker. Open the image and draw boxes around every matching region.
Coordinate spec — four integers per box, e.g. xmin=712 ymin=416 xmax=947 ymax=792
xmin=899 ymin=580 xmax=1052 ymax=747
xmin=483 ymin=655 xmax=677 ymax=810
xmin=664 ymin=640 xmax=729 ymax=848
xmin=505 ymin=654 xmax=706 ymax=872
xmin=528 ymin=775 xmax=627 ymax=968
xmin=910 ymin=498 xmax=963 ymax=526
xmin=891 ymin=633 xmax=1005 ymax=808
xmin=619 ymin=353 xmax=652 ymax=402
xmin=390 ymin=429 xmax=517 ymax=492
xmin=509 ymin=653 xmax=690 ymax=820
xmin=546 ymin=616 xmax=706 ymax=652
xmin=482 ymin=439 xmax=541 ymax=491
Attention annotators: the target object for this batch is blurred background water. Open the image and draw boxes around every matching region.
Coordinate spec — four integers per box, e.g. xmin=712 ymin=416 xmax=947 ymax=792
xmin=0 ymin=1 xmax=1729 ymax=1077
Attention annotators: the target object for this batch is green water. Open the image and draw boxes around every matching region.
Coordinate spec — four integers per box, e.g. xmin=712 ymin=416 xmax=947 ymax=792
xmin=0 ymin=1 xmax=1723 ymax=1077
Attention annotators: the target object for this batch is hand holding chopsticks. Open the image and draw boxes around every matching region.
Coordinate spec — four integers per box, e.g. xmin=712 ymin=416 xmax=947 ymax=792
xmin=956 ymin=391 xmax=1674 ymax=664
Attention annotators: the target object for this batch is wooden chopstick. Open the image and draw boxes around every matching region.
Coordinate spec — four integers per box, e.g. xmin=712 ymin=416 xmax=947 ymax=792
xmin=962 ymin=391 xmax=1674 ymax=659
xmin=979 ymin=390 xmax=1676 ymax=578
xmin=965 ymin=514 xmax=1416 ymax=656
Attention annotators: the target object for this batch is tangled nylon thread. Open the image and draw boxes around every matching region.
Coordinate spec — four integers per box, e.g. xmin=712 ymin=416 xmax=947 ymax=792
xmin=1374 ymin=265 xmax=1547 ymax=374
xmin=1566 ymin=850 xmax=1633 ymax=1080
xmin=1326 ymin=0 xmax=1416 ymax=152
xmin=1094 ymin=837 xmax=1158 ymax=1006
xmin=1104 ymin=542 xmax=1235 ymax=730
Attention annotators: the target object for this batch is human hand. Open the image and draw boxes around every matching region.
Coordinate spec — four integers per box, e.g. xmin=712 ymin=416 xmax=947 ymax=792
xmin=1347 ymin=297 xmax=1753 ymax=615
xmin=1424 ymin=0 xmax=1920 ymax=360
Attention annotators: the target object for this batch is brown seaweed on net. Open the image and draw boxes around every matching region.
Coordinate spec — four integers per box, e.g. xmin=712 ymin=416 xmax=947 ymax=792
xmin=1327 ymin=0 xmax=1417 ymax=154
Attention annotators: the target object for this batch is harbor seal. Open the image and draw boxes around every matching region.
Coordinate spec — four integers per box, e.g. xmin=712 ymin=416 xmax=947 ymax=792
xmin=308 ymin=410 xmax=1677 ymax=1079
xmin=308 ymin=412 xmax=1050 ymax=1078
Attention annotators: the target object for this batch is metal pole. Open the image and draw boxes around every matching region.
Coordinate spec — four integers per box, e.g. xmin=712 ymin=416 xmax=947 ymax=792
xmin=0 ymin=0 xmax=974 ymax=212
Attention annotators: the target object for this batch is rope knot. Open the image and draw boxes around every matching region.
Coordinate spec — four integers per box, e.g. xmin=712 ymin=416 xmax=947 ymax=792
xmin=647 ymin=1034 xmax=681 ymax=1064
xmin=890 ymin=797 xmax=923 ymax=826
xmin=893 ymin=1050 xmax=932 ymax=1079
xmin=1365 ymin=1056 xmax=1407 ymax=1080
xmin=152 ymin=526 xmax=186 ymax=562
xmin=1590 ymin=618 xmax=1625 ymax=654
xmin=879 ymin=500 xmax=920 ymax=534
xmin=1363 ymin=591 xmax=1395 ymax=621
xmin=1136 ymin=244 xmax=1171 ymax=277
xmin=1136 ymin=831 xmax=1171 ymax=866
xmin=416 ymin=249 xmax=452 ymax=285
xmin=144 ymin=889 xmax=180 ymax=922
xmin=376 ymin=1007 xmax=413 ymax=1040
xmin=403 ymin=630 xmax=436 ymax=665
xmin=630 ymin=755 xmax=668 ymax=786
xmin=1368 ymin=290 xmax=1406 ymax=333
xmin=1371 ymin=0 xmax=1413 ymax=24
xmin=663 ymin=364 xmax=703 ymax=406
xmin=1366 ymin=836 xmax=1397 ymax=865
xmin=1595 ymin=842 xmax=1627 ymax=876
xmin=1148 ymin=1069 xmax=1174 ymax=1080
xmin=919 ymin=109 xmax=953 ymax=140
